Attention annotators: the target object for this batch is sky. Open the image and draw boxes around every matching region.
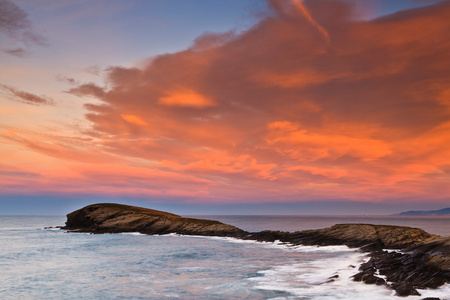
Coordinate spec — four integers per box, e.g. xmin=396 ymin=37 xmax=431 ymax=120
xmin=1 ymin=0 xmax=449 ymax=215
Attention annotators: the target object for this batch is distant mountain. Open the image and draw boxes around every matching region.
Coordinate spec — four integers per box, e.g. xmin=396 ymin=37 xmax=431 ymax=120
xmin=394 ymin=207 xmax=450 ymax=216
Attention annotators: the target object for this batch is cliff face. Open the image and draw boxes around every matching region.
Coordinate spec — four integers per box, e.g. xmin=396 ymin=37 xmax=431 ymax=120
xmin=63 ymin=203 xmax=449 ymax=297
xmin=64 ymin=203 xmax=245 ymax=237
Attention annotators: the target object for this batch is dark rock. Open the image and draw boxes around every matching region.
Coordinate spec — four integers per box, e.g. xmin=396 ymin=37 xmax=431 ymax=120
xmin=364 ymin=274 xmax=386 ymax=285
xmin=351 ymin=247 xmax=450 ymax=296
xmin=360 ymin=241 xmax=384 ymax=252
xmin=392 ymin=283 xmax=420 ymax=297
xmin=320 ymin=274 xmax=340 ymax=284
xmin=62 ymin=203 xmax=450 ymax=297
xmin=246 ymin=230 xmax=289 ymax=242
xmin=352 ymin=263 xmax=386 ymax=285
xmin=353 ymin=264 xmax=375 ymax=281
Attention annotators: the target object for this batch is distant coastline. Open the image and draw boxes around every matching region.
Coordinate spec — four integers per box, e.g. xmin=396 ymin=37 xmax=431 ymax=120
xmin=393 ymin=207 xmax=450 ymax=216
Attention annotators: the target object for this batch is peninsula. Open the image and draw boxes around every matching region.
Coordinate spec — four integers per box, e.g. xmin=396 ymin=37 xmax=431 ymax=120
xmin=394 ymin=207 xmax=450 ymax=216
xmin=63 ymin=203 xmax=450 ymax=297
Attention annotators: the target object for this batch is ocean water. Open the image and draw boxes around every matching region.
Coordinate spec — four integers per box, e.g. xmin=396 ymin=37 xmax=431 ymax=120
xmin=0 ymin=215 xmax=449 ymax=299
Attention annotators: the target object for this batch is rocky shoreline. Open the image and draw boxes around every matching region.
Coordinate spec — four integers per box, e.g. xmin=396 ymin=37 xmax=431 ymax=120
xmin=62 ymin=203 xmax=450 ymax=298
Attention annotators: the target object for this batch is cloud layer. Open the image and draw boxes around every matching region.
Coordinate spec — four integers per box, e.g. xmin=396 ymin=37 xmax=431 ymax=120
xmin=3 ymin=0 xmax=450 ymax=204
xmin=0 ymin=0 xmax=47 ymax=56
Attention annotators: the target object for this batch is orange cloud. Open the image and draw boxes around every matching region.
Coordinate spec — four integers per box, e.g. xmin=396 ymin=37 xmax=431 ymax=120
xmin=3 ymin=0 xmax=450 ymax=205
xmin=159 ymin=153 xmax=277 ymax=181
xmin=266 ymin=121 xmax=392 ymax=161
xmin=286 ymin=165 xmax=347 ymax=179
xmin=290 ymin=0 xmax=330 ymax=41
xmin=121 ymin=114 xmax=148 ymax=126
xmin=253 ymin=69 xmax=341 ymax=88
xmin=158 ymin=90 xmax=216 ymax=108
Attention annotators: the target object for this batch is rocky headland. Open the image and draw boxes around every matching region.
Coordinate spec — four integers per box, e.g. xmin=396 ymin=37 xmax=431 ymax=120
xmin=63 ymin=203 xmax=450 ymax=297
xmin=63 ymin=203 xmax=245 ymax=237
xmin=394 ymin=207 xmax=450 ymax=216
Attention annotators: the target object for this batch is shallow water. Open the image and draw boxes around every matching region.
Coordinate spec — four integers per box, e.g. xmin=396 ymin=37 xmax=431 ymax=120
xmin=1 ymin=216 xmax=448 ymax=299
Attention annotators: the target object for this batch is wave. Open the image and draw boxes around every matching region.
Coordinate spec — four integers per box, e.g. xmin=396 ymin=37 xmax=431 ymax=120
xmin=160 ymin=234 xmax=450 ymax=299
xmin=250 ymin=253 xmax=450 ymax=299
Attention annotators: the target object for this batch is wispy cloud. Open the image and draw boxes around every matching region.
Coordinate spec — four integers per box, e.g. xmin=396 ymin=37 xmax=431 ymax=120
xmin=0 ymin=0 xmax=28 ymax=34
xmin=3 ymin=47 xmax=27 ymax=57
xmin=0 ymin=163 xmax=40 ymax=178
xmin=0 ymin=83 xmax=54 ymax=105
xmin=0 ymin=0 xmax=47 ymax=56
xmin=65 ymin=83 xmax=106 ymax=98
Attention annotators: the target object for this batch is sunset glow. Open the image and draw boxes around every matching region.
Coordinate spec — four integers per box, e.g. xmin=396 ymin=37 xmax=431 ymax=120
xmin=1 ymin=0 xmax=449 ymax=214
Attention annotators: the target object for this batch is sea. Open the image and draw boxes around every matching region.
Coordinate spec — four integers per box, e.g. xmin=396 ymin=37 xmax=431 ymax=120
xmin=1 ymin=215 xmax=449 ymax=300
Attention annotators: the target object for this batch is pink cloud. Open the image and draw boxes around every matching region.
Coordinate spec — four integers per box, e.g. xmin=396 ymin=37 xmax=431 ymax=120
xmin=0 ymin=83 xmax=54 ymax=105
xmin=65 ymin=83 xmax=105 ymax=98
xmin=3 ymin=0 xmax=450 ymax=204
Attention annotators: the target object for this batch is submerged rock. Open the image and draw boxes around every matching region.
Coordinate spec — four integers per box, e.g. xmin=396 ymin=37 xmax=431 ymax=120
xmin=63 ymin=203 xmax=450 ymax=297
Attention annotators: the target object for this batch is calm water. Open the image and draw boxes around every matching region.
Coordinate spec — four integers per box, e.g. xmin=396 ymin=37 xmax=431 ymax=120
xmin=1 ymin=215 xmax=449 ymax=299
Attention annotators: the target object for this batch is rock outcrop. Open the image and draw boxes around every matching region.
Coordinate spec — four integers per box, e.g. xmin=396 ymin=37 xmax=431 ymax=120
xmin=63 ymin=203 xmax=245 ymax=237
xmin=243 ymin=224 xmax=449 ymax=297
xmin=245 ymin=223 xmax=438 ymax=249
xmin=63 ymin=203 xmax=450 ymax=297
xmin=352 ymin=246 xmax=449 ymax=297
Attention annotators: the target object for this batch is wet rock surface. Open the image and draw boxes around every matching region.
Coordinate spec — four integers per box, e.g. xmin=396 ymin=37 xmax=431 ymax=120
xmin=63 ymin=203 xmax=450 ymax=297
xmin=353 ymin=250 xmax=448 ymax=296
xmin=242 ymin=224 xmax=449 ymax=297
